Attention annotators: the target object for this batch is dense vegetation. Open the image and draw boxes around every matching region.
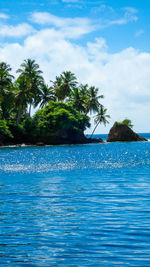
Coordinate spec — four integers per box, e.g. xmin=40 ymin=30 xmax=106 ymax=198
xmin=0 ymin=59 xmax=110 ymax=145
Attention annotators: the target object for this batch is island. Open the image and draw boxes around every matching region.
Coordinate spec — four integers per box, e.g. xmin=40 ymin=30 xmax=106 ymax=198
xmin=0 ymin=59 xmax=147 ymax=146
xmin=0 ymin=60 xmax=108 ymax=146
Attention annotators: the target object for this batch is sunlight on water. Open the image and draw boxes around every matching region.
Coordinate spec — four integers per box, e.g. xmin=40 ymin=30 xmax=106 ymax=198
xmin=0 ymin=142 xmax=150 ymax=174
xmin=0 ymin=141 xmax=150 ymax=266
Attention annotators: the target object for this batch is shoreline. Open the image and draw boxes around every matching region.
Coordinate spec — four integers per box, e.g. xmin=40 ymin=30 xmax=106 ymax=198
xmin=1 ymin=139 xmax=149 ymax=149
xmin=0 ymin=137 xmax=104 ymax=148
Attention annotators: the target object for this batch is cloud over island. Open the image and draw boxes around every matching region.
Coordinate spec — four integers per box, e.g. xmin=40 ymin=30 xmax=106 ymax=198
xmin=0 ymin=11 xmax=149 ymax=133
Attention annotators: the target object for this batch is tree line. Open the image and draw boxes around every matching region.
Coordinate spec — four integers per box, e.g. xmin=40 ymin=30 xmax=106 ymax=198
xmin=0 ymin=59 xmax=110 ymax=144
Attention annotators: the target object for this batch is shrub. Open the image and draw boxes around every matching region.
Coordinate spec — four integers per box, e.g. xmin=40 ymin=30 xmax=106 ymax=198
xmin=34 ymin=101 xmax=90 ymax=138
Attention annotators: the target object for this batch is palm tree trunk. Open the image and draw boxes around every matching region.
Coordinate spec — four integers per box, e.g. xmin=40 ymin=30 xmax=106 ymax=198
xmin=17 ymin=105 xmax=22 ymax=124
xmin=29 ymin=103 xmax=32 ymax=117
xmin=90 ymin=122 xmax=99 ymax=139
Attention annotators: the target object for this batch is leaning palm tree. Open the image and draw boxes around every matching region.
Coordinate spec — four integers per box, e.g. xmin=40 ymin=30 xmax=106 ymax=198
xmin=17 ymin=59 xmax=44 ymax=116
xmin=90 ymin=105 xmax=110 ymax=138
xmin=86 ymin=86 xmax=104 ymax=115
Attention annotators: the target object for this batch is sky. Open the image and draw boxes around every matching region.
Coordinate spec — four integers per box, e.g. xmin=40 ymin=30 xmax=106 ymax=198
xmin=0 ymin=0 xmax=150 ymax=134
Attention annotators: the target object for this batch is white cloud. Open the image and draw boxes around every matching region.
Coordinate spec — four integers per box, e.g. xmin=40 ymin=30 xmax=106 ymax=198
xmin=0 ymin=13 xmax=9 ymax=19
xmin=135 ymin=29 xmax=144 ymax=37
xmin=109 ymin=18 xmax=127 ymax=25
xmin=123 ymin=7 xmax=138 ymax=22
xmin=30 ymin=9 xmax=138 ymax=40
xmin=0 ymin=23 xmax=35 ymax=38
xmin=124 ymin=7 xmax=138 ymax=14
xmin=30 ymin=12 xmax=96 ymax=38
xmin=96 ymin=4 xmax=114 ymax=13
xmin=0 ymin=20 xmax=150 ymax=133
xmin=31 ymin=12 xmax=91 ymax=27
xmin=109 ymin=7 xmax=138 ymax=26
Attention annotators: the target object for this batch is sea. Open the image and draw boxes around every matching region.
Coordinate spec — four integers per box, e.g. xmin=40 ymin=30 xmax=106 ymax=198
xmin=0 ymin=133 xmax=150 ymax=266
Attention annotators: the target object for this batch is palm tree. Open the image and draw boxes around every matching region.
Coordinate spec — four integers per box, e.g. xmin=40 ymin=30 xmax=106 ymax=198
xmin=51 ymin=71 xmax=78 ymax=101
xmin=14 ymin=76 xmax=29 ymax=124
xmin=17 ymin=59 xmax=43 ymax=77
xmin=0 ymin=62 xmax=14 ymax=119
xmin=90 ymin=105 xmax=110 ymax=138
xmin=51 ymin=75 xmax=63 ymax=101
xmin=17 ymin=59 xmax=44 ymax=116
xmin=68 ymin=87 xmax=87 ymax=113
xmin=86 ymin=86 xmax=104 ymax=114
xmin=0 ymin=62 xmax=14 ymax=99
xmin=60 ymin=71 xmax=77 ymax=97
xmin=35 ymin=83 xmax=56 ymax=108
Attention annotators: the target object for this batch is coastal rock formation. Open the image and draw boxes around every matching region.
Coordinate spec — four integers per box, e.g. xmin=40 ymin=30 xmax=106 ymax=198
xmin=107 ymin=123 xmax=147 ymax=142
xmin=0 ymin=128 xmax=104 ymax=146
xmin=37 ymin=130 xmax=104 ymax=145
xmin=87 ymin=137 xmax=103 ymax=143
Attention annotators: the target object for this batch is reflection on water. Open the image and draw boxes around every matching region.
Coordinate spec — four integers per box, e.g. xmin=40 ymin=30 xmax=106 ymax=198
xmin=0 ymin=142 xmax=150 ymax=266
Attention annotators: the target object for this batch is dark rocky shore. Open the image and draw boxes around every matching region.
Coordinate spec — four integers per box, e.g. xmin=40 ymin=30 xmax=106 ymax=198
xmin=1 ymin=124 xmax=148 ymax=147
xmin=0 ymin=130 xmax=104 ymax=147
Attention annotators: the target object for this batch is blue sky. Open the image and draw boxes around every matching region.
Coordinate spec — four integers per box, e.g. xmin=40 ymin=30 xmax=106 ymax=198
xmin=0 ymin=0 xmax=150 ymax=133
xmin=1 ymin=0 xmax=150 ymax=52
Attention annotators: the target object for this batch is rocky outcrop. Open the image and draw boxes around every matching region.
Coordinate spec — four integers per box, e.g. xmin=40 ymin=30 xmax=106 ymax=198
xmin=87 ymin=137 xmax=104 ymax=144
xmin=107 ymin=123 xmax=147 ymax=142
xmin=0 ymin=128 xmax=104 ymax=147
xmin=37 ymin=130 xmax=104 ymax=145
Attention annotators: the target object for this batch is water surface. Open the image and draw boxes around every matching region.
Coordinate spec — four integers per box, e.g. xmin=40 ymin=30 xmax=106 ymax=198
xmin=0 ymin=140 xmax=150 ymax=266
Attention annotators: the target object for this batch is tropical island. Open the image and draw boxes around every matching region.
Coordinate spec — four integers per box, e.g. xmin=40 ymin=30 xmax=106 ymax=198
xmin=0 ymin=59 xmax=148 ymax=146
xmin=0 ymin=59 xmax=110 ymax=146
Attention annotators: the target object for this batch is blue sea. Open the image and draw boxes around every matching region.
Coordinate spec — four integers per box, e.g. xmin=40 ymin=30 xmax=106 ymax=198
xmin=0 ymin=133 xmax=150 ymax=266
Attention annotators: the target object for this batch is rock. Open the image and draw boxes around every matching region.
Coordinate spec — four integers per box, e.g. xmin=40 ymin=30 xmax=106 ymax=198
xmin=36 ymin=142 xmax=45 ymax=146
xmin=42 ymin=130 xmax=104 ymax=145
xmin=107 ymin=123 xmax=148 ymax=142
xmin=87 ymin=138 xmax=104 ymax=143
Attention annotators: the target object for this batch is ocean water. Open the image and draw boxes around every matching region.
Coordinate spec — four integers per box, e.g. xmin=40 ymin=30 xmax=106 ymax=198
xmin=0 ymin=135 xmax=150 ymax=266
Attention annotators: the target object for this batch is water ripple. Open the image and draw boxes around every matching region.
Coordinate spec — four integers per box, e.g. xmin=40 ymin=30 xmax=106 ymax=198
xmin=0 ymin=142 xmax=150 ymax=265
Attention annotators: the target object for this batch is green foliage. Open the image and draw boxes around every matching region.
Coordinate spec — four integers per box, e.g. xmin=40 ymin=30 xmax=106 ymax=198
xmin=0 ymin=62 xmax=14 ymax=120
xmin=0 ymin=120 xmax=13 ymax=138
xmin=35 ymin=83 xmax=56 ymax=108
xmin=67 ymin=83 xmax=104 ymax=115
xmin=114 ymin=119 xmax=133 ymax=128
xmin=22 ymin=117 xmax=36 ymax=135
xmin=68 ymin=86 xmax=88 ymax=113
xmin=34 ymin=101 xmax=90 ymax=137
xmin=8 ymin=119 xmax=36 ymax=144
xmin=16 ymin=59 xmax=44 ymax=116
xmin=86 ymin=86 xmax=104 ymax=114
xmin=122 ymin=119 xmax=133 ymax=128
xmin=51 ymin=71 xmax=77 ymax=101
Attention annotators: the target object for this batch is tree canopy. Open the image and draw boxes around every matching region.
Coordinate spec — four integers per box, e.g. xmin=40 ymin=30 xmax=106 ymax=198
xmin=34 ymin=102 xmax=90 ymax=142
xmin=0 ymin=59 xmax=110 ymax=145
